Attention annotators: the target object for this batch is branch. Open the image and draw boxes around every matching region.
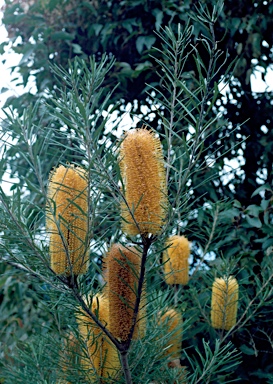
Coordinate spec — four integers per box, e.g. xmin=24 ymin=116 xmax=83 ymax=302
xmin=125 ymin=235 xmax=153 ymax=348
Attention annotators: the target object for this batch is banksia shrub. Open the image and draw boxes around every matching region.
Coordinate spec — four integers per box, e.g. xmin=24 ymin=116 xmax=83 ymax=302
xmin=46 ymin=165 xmax=89 ymax=275
xmin=163 ymin=236 xmax=190 ymax=285
xmin=104 ymin=243 xmax=146 ymax=341
xmin=119 ymin=128 xmax=167 ymax=235
xmin=77 ymin=294 xmax=120 ymax=380
xmin=158 ymin=308 xmax=183 ymax=360
xmin=211 ymin=276 xmax=239 ymax=331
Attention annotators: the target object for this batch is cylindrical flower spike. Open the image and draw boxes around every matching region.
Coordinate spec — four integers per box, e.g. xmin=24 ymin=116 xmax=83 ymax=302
xmin=104 ymin=243 xmax=146 ymax=341
xmin=211 ymin=276 xmax=239 ymax=331
xmin=119 ymin=128 xmax=167 ymax=235
xmin=47 ymin=165 xmax=89 ymax=275
xmin=163 ymin=236 xmax=190 ymax=285
xmin=158 ymin=308 xmax=183 ymax=359
xmin=60 ymin=332 xmax=81 ymax=383
xmin=77 ymin=294 xmax=120 ymax=380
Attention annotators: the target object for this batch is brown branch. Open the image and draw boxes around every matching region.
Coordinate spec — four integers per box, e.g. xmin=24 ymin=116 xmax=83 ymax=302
xmin=124 ymin=234 xmax=153 ymax=349
xmin=120 ymin=352 xmax=133 ymax=384
xmin=71 ymin=286 xmax=121 ymax=351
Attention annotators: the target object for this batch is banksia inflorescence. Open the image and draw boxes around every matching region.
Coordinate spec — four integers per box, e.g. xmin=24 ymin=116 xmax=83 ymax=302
xmin=163 ymin=236 xmax=191 ymax=285
xmin=104 ymin=243 xmax=146 ymax=341
xmin=47 ymin=165 xmax=89 ymax=275
xmin=211 ymin=276 xmax=239 ymax=331
xmin=119 ymin=128 xmax=167 ymax=235
xmin=77 ymin=294 xmax=120 ymax=380
xmin=158 ymin=308 xmax=183 ymax=359
xmin=60 ymin=332 xmax=81 ymax=383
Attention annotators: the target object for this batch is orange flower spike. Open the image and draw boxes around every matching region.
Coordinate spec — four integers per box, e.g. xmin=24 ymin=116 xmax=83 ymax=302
xmin=47 ymin=165 xmax=89 ymax=275
xmin=120 ymin=128 xmax=167 ymax=235
xmin=105 ymin=243 xmax=146 ymax=341
xmin=77 ymin=294 xmax=120 ymax=380
xmin=159 ymin=308 xmax=183 ymax=359
xmin=163 ymin=236 xmax=191 ymax=285
xmin=211 ymin=276 xmax=239 ymax=331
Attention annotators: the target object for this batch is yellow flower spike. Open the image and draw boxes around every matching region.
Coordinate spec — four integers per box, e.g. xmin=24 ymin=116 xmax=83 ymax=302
xmin=47 ymin=164 xmax=89 ymax=275
xmin=163 ymin=236 xmax=191 ymax=285
xmin=77 ymin=294 xmax=120 ymax=381
xmin=158 ymin=308 xmax=183 ymax=360
xmin=211 ymin=276 xmax=239 ymax=331
xmin=119 ymin=128 xmax=167 ymax=235
xmin=104 ymin=243 xmax=146 ymax=341
xmin=59 ymin=332 xmax=81 ymax=383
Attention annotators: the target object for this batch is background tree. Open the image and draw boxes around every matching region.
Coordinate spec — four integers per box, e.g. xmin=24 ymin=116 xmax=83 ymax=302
xmin=1 ymin=0 xmax=273 ymax=202
xmin=0 ymin=0 xmax=273 ymax=382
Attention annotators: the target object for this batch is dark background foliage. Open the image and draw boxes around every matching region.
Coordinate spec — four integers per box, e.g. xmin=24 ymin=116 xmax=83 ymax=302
xmin=0 ymin=0 xmax=273 ymax=382
xmin=1 ymin=0 xmax=273 ymax=208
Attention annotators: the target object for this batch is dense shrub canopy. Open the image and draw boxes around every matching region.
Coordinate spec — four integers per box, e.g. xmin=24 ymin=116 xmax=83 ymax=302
xmin=0 ymin=1 xmax=273 ymax=382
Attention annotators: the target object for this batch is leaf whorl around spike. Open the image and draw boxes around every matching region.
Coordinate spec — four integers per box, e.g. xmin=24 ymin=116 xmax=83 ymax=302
xmin=163 ymin=236 xmax=191 ymax=285
xmin=211 ymin=276 xmax=239 ymax=331
xmin=77 ymin=294 xmax=120 ymax=380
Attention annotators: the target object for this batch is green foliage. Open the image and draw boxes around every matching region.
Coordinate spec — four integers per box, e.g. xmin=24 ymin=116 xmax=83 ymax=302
xmin=2 ymin=0 xmax=273 ymax=205
xmin=0 ymin=0 xmax=273 ymax=383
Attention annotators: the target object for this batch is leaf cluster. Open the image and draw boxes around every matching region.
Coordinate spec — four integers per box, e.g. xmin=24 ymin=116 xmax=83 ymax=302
xmin=0 ymin=1 xmax=272 ymax=382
